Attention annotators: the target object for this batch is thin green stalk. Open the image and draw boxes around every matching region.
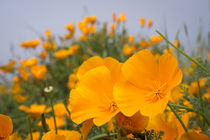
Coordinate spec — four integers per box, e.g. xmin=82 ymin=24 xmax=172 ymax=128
xmin=197 ymin=80 xmax=204 ymax=113
xmin=169 ymin=103 xmax=210 ymax=127
xmin=47 ymin=93 xmax=57 ymax=134
xmin=89 ymin=133 xmax=117 ymax=140
xmin=167 ymin=103 xmax=188 ymax=133
xmin=41 ymin=113 xmax=48 ymax=133
xmin=27 ymin=116 xmax=33 ymax=140
xmin=156 ymin=30 xmax=210 ymax=75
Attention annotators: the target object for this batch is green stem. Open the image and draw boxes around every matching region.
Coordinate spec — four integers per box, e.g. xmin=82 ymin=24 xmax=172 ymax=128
xmin=169 ymin=103 xmax=210 ymax=127
xmin=41 ymin=113 xmax=48 ymax=133
xmin=156 ymin=30 xmax=210 ymax=75
xmin=89 ymin=133 xmax=117 ymax=140
xmin=27 ymin=116 xmax=33 ymax=140
xmin=47 ymin=93 xmax=57 ymax=134
xmin=197 ymin=80 xmax=204 ymax=113
xmin=167 ymin=103 xmax=188 ymax=133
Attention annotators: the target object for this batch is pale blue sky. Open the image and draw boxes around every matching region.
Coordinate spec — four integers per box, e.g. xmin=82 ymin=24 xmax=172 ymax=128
xmin=0 ymin=0 xmax=210 ymax=64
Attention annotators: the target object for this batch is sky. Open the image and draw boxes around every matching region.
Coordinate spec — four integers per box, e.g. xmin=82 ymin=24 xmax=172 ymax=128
xmin=0 ymin=0 xmax=210 ymax=64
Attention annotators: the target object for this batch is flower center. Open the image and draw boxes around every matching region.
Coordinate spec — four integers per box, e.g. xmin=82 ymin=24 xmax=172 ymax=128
xmin=109 ymin=102 xmax=118 ymax=112
xmin=144 ymin=89 xmax=165 ymax=103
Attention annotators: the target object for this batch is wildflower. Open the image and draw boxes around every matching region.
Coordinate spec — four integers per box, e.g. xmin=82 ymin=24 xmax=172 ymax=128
xmin=25 ymin=58 xmax=38 ymax=67
xmin=180 ymin=131 xmax=210 ymax=140
xmin=17 ymin=68 xmax=29 ymax=81
xmin=119 ymin=13 xmax=126 ymax=22
xmin=9 ymin=132 xmax=22 ymax=140
xmin=13 ymin=94 xmax=28 ymax=103
xmin=65 ymin=23 xmax=75 ymax=33
xmin=39 ymin=51 xmax=47 ymax=59
xmin=38 ymin=117 xmax=64 ymax=130
xmin=174 ymin=40 xmax=180 ymax=47
xmin=122 ymin=45 xmax=136 ymax=57
xmin=45 ymin=29 xmax=51 ymax=40
xmin=19 ymin=104 xmax=49 ymax=119
xmin=189 ymin=78 xmax=208 ymax=96
xmin=68 ymin=45 xmax=80 ymax=55
xmin=42 ymin=42 xmax=57 ymax=50
xmin=0 ymin=114 xmax=13 ymax=139
xmin=169 ymin=86 xmax=183 ymax=104
xmin=54 ymin=49 xmax=70 ymax=60
xmin=164 ymin=47 xmax=173 ymax=54
xmin=41 ymin=130 xmax=81 ymax=140
xmin=48 ymin=103 xmax=68 ymax=118
xmin=114 ymin=49 xmax=183 ymax=116
xmin=128 ymin=35 xmax=134 ymax=44
xmin=89 ymin=16 xmax=97 ymax=24
xmin=67 ymin=73 xmax=78 ymax=89
xmin=139 ymin=40 xmax=151 ymax=49
xmin=139 ymin=18 xmax=145 ymax=27
xmin=30 ymin=65 xmax=47 ymax=80
xmin=112 ymin=12 xmax=116 ymax=22
xmin=148 ymin=19 xmax=153 ymax=28
xmin=80 ymin=119 xmax=94 ymax=140
xmin=44 ymin=86 xmax=54 ymax=93
xmin=20 ymin=40 xmax=40 ymax=49
xmin=13 ymin=76 xmax=20 ymax=83
xmin=69 ymin=57 xmax=122 ymax=126
xmin=25 ymin=132 xmax=40 ymax=140
xmin=116 ymin=111 xmax=149 ymax=134
xmin=146 ymin=114 xmax=177 ymax=140
xmin=150 ymin=35 xmax=163 ymax=44
xmin=0 ymin=60 xmax=16 ymax=73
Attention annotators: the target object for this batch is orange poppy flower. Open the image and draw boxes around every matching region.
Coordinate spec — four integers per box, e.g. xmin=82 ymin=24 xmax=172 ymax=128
xmin=41 ymin=130 xmax=81 ymax=140
xmin=30 ymin=65 xmax=47 ymax=81
xmin=179 ymin=131 xmax=210 ymax=140
xmin=114 ymin=49 xmax=183 ymax=116
xmin=69 ymin=56 xmax=122 ymax=126
xmin=0 ymin=114 xmax=13 ymax=139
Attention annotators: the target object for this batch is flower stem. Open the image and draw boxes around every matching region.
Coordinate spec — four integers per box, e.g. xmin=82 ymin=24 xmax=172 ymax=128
xmin=156 ymin=30 xmax=210 ymax=75
xmin=89 ymin=133 xmax=117 ymax=140
xmin=167 ymin=103 xmax=188 ymax=133
xmin=197 ymin=80 xmax=204 ymax=113
xmin=27 ymin=116 xmax=33 ymax=140
xmin=47 ymin=93 xmax=57 ymax=134
xmin=41 ymin=113 xmax=48 ymax=133
xmin=168 ymin=103 xmax=210 ymax=127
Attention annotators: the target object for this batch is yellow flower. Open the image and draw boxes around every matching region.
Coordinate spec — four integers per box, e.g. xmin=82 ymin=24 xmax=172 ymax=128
xmin=116 ymin=111 xmax=149 ymax=134
xmin=54 ymin=49 xmax=70 ymax=60
xmin=69 ymin=56 xmax=122 ymax=126
xmin=180 ymin=131 xmax=210 ymax=140
xmin=122 ymin=45 xmax=136 ymax=57
xmin=0 ymin=114 xmax=13 ymax=140
xmin=0 ymin=60 xmax=16 ymax=73
xmin=42 ymin=42 xmax=57 ymax=51
xmin=41 ymin=130 xmax=81 ymax=140
xmin=30 ymin=65 xmax=47 ymax=80
xmin=184 ymin=67 xmax=194 ymax=75
xmin=67 ymin=74 xmax=78 ymax=89
xmin=114 ymin=49 xmax=183 ymax=116
xmin=38 ymin=117 xmax=64 ymax=130
xmin=20 ymin=40 xmax=40 ymax=49
xmin=139 ymin=40 xmax=151 ymax=49
xmin=65 ymin=23 xmax=75 ymax=33
xmin=39 ymin=51 xmax=47 ymax=59
xmin=150 ymin=35 xmax=163 ymax=44
xmin=139 ymin=18 xmax=145 ymax=27
xmin=49 ymin=103 xmax=68 ymax=118
xmin=25 ymin=132 xmax=40 ymax=140
xmin=9 ymin=132 xmax=22 ymax=140
xmin=174 ymin=40 xmax=180 ymax=47
xmin=119 ymin=13 xmax=126 ymax=22
xmin=146 ymin=114 xmax=177 ymax=140
xmin=45 ymin=29 xmax=51 ymax=40
xmin=89 ymin=16 xmax=97 ymax=24
xmin=164 ymin=47 xmax=173 ymax=54
xmin=17 ymin=68 xmax=29 ymax=81
xmin=128 ymin=35 xmax=134 ymax=44
xmin=68 ymin=45 xmax=79 ymax=55
xmin=13 ymin=76 xmax=20 ymax=83
xmin=189 ymin=78 xmax=208 ymax=96
xmin=25 ymin=58 xmax=38 ymax=67
xmin=112 ymin=12 xmax=116 ymax=22
xmin=169 ymin=86 xmax=183 ymax=104
xmin=19 ymin=104 xmax=49 ymax=119
xmin=13 ymin=94 xmax=28 ymax=103
xmin=147 ymin=19 xmax=153 ymax=28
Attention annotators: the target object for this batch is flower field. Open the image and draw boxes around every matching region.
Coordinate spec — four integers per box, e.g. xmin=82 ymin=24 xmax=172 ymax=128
xmin=0 ymin=13 xmax=210 ymax=140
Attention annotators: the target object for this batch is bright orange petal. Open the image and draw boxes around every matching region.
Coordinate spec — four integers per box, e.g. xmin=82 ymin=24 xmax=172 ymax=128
xmin=0 ymin=114 xmax=13 ymax=139
xmin=77 ymin=56 xmax=104 ymax=79
xmin=122 ymin=49 xmax=158 ymax=89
